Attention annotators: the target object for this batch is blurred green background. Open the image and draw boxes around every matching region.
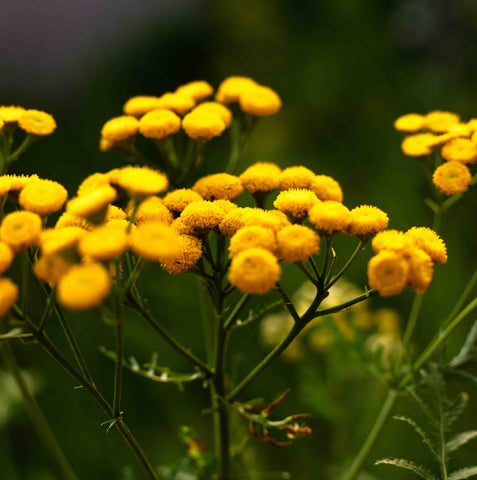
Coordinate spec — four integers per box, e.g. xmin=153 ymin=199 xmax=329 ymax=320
xmin=1 ymin=0 xmax=477 ymax=478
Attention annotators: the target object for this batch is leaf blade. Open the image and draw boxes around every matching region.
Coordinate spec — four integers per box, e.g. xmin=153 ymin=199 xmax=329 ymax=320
xmin=376 ymin=458 xmax=439 ymax=480
xmin=447 ymin=430 xmax=477 ymax=453
xmin=449 ymin=466 xmax=477 ymax=480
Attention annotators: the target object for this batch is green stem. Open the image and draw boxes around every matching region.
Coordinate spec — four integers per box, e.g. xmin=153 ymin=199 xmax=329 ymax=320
xmin=326 ymin=240 xmax=366 ymax=289
xmin=113 ymin=294 xmax=124 ymax=417
xmin=311 ymin=290 xmax=377 ymax=320
xmin=224 ymin=293 xmax=251 ymax=330
xmin=21 ymin=251 xmax=29 ymax=313
xmin=8 ymin=134 xmax=35 ymax=163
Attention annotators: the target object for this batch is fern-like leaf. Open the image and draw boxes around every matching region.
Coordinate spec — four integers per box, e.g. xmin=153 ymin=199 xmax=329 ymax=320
xmin=376 ymin=458 xmax=439 ymax=480
xmin=393 ymin=416 xmax=439 ymax=459
xmin=446 ymin=430 xmax=477 ymax=453
xmin=445 ymin=392 xmax=469 ymax=431
xmin=449 ymin=466 xmax=477 ymax=480
xmin=449 ymin=321 xmax=477 ymax=368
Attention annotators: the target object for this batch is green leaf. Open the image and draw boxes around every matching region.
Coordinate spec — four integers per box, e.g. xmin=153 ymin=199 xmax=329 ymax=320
xmin=446 ymin=430 xmax=477 ymax=453
xmin=449 ymin=466 xmax=477 ymax=480
xmin=376 ymin=459 xmax=438 ymax=480
xmin=393 ymin=416 xmax=438 ymax=459
xmin=445 ymin=392 xmax=469 ymax=430
xmin=449 ymin=320 xmax=477 ymax=368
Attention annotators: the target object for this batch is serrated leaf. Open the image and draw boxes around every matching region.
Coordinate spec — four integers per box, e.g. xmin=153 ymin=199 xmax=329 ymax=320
xmin=447 ymin=430 xmax=477 ymax=453
xmin=449 ymin=321 xmax=477 ymax=368
xmin=445 ymin=392 xmax=469 ymax=430
xmin=393 ymin=416 xmax=438 ymax=459
xmin=376 ymin=458 xmax=439 ymax=480
xmin=449 ymin=466 xmax=477 ymax=480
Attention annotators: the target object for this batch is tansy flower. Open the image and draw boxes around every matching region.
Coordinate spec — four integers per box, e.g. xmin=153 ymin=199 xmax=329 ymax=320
xmin=66 ymin=185 xmax=117 ymax=221
xmin=176 ymin=81 xmax=214 ymax=101
xmin=242 ymin=208 xmax=291 ymax=233
xmin=347 ymin=205 xmax=389 ymax=238
xmin=372 ymin=230 xmax=410 ymax=254
xmin=18 ymin=109 xmax=56 ymax=136
xmin=394 ymin=113 xmax=425 ymax=133
xmin=115 ymin=166 xmax=168 ymax=198
xmin=432 ymin=161 xmax=472 ymax=195
xmin=467 ymin=118 xmax=477 ymax=131
xmin=193 ymin=102 xmax=232 ymax=127
xmin=19 ymin=178 xmax=68 ymax=216
xmin=0 ymin=118 xmax=4 ymax=131
xmin=213 ymin=200 xmax=238 ymax=215
xmin=34 ymin=254 xmax=74 ymax=287
xmin=426 ymin=132 xmax=460 ymax=148
xmin=139 ymin=109 xmax=181 ymax=140
xmin=0 ymin=177 xmax=12 ymax=197
xmin=101 ymin=116 xmax=139 ymax=142
xmin=229 ymin=225 xmax=277 ymax=258
xmin=55 ymin=212 xmax=91 ymax=230
xmin=310 ymin=175 xmax=343 ymax=202
xmin=401 ymin=133 xmax=436 ymax=157
xmin=161 ymin=235 xmax=202 ymax=274
xmin=163 ymin=189 xmax=203 ymax=213
xmin=239 ymin=85 xmax=282 ymax=116
xmin=106 ymin=219 xmax=133 ymax=231
xmin=57 ymin=263 xmax=112 ymax=310
xmin=180 ymin=201 xmax=224 ymax=232
xmin=40 ymin=227 xmax=85 ymax=257
xmin=123 ymin=96 xmax=162 ymax=117
xmin=273 ymin=189 xmax=319 ymax=219
xmin=78 ymin=225 xmax=129 ymax=261
xmin=404 ymin=227 xmax=447 ymax=264
xmin=99 ymin=137 xmax=114 ymax=152
xmin=276 ymin=225 xmax=320 ymax=263
xmin=134 ymin=196 xmax=173 ymax=225
xmin=182 ymin=110 xmax=226 ymax=140
xmin=192 ymin=173 xmax=243 ymax=201
xmin=5 ymin=174 xmax=39 ymax=191
xmin=156 ymin=92 xmax=196 ymax=116
xmin=0 ymin=242 xmax=14 ymax=274
xmin=406 ymin=248 xmax=434 ymax=294
xmin=131 ymin=223 xmax=181 ymax=262
xmin=239 ymin=162 xmax=282 ymax=194
xmin=0 ymin=105 xmax=25 ymax=123
xmin=0 ymin=211 xmax=42 ymax=252
xmin=279 ymin=166 xmax=315 ymax=190
xmin=77 ymin=173 xmax=111 ymax=196
xmin=215 ymin=76 xmax=258 ymax=104
xmin=0 ymin=278 xmax=19 ymax=317
xmin=106 ymin=205 xmax=127 ymax=222
xmin=447 ymin=123 xmax=472 ymax=137
xmin=425 ymin=111 xmax=460 ymax=133
xmin=171 ymin=217 xmax=196 ymax=236
xmin=441 ymin=138 xmax=477 ymax=164
xmin=367 ymin=251 xmax=409 ymax=296
xmin=308 ymin=201 xmax=352 ymax=235
xmin=218 ymin=207 xmax=257 ymax=237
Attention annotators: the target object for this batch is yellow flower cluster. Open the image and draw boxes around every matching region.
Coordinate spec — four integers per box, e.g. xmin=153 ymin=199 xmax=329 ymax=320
xmin=0 ymin=106 xmax=56 ymax=136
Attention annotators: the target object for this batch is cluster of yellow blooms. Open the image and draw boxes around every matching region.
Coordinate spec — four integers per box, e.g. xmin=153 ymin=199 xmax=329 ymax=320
xmin=0 ymin=106 xmax=57 ymax=137
xmin=395 ymin=111 xmax=476 ymax=195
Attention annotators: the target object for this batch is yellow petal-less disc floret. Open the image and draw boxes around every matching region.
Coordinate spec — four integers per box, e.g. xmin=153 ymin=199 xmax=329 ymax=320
xmin=77 ymin=173 xmax=111 ymax=196
xmin=229 ymin=225 xmax=277 ymax=258
xmin=78 ymin=225 xmax=129 ymax=261
xmin=134 ymin=196 xmax=173 ymax=225
xmin=394 ymin=113 xmax=426 ymax=133
xmin=239 ymin=162 xmax=282 ymax=194
xmin=176 ymin=81 xmax=214 ymax=101
xmin=218 ymin=207 xmax=256 ymax=237
xmin=67 ymin=185 xmax=117 ymax=220
xmin=139 ymin=109 xmax=181 ymax=140
xmin=193 ymin=102 xmax=232 ymax=127
xmin=0 ymin=118 xmax=4 ymax=131
xmin=115 ymin=166 xmax=169 ymax=197
xmin=0 ymin=278 xmax=19 ymax=317
xmin=192 ymin=173 xmax=243 ymax=201
xmin=0 ymin=105 xmax=25 ymax=123
xmin=161 ymin=235 xmax=203 ymax=274
xmin=404 ymin=227 xmax=447 ymax=264
xmin=18 ymin=110 xmax=56 ymax=136
xmin=55 ymin=212 xmax=91 ymax=230
xmin=101 ymin=116 xmax=139 ymax=142
xmin=229 ymin=248 xmax=280 ymax=295
xmin=0 ymin=176 xmax=12 ymax=197
xmin=279 ymin=166 xmax=315 ymax=190
xmin=156 ymin=92 xmax=196 ymax=116
xmin=163 ymin=189 xmax=203 ymax=213
xmin=310 ymin=175 xmax=343 ymax=202
xmin=276 ymin=225 xmax=320 ymax=263
xmin=242 ymin=209 xmax=291 ymax=234
xmin=215 ymin=76 xmax=258 ymax=104
xmin=273 ymin=189 xmax=319 ymax=218
xmin=0 ymin=242 xmax=14 ymax=274
xmin=432 ymin=161 xmax=472 ymax=196
xmin=40 ymin=227 xmax=85 ymax=256
xmin=239 ymin=85 xmax=282 ymax=117
xmin=182 ymin=110 xmax=226 ymax=140
xmin=123 ymin=96 xmax=162 ymax=117
xmin=180 ymin=201 xmax=225 ymax=232
xmin=106 ymin=205 xmax=127 ymax=222
xmin=34 ymin=254 xmax=74 ymax=287
xmin=441 ymin=138 xmax=477 ymax=164
xmin=308 ymin=201 xmax=352 ymax=235
xmin=425 ymin=111 xmax=460 ymax=133
xmin=371 ymin=230 xmax=410 ymax=254
xmin=347 ymin=205 xmax=389 ymax=238
xmin=213 ymin=200 xmax=238 ymax=215
xmin=0 ymin=211 xmax=42 ymax=252
xmin=19 ymin=178 xmax=68 ymax=215
xmin=406 ymin=248 xmax=434 ymax=294
xmin=5 ymin=174 xmax=39 ymax=191
xmin=401 ymin=133 xmax=436 ymax=157
xmin=367 ymin=250 xmax=409 ymax=297
xmin=131 ymin=223 xmax=181 ymax=263
xmin=57 ymin=263 xmax=112 ymax=311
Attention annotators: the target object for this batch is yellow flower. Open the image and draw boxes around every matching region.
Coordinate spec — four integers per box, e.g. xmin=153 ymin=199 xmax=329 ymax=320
xmin=99 ymin=137 xmax=114 ymax=152
xmin=161 ymin=235 xmax=203 ymax=274
xmin=18 ymin=178 xmax=68 ymax=216
xmin=371 ymin=230 xmax=410 ymax=254
xmin=182 ymin=110 xmax=226 ymax=140
xmin=393 ymin=113 xmax=425 ymax=133
xmin=123 ymin=96 xmax=162 ymax=117
xmin=180 ymin=201 xmax=224 ymax=233
xmin=404 ymin=227 xmax=447 ymax=264
xmin=18 ymin=109 xmax=56 ymax=136
xmin=78 ymin=225 xmax=129 ymax=261
xmin=467 ymin=118 xmax=477 ymax=131
xmin=308 ymin=201 xmax=351 ymax=235
xmin=0 ymin=242 xmax=14 ymax=274
xmin=401 ymin=133 xmax=436 ymax=157
xmin=215 ymin=76 xmax=258 ymax=104
xmin=4 ymin=174 xmax=39 ymax=191
xmin=101 ymin=116 xmax=139 ymax=142
xmin=406 ymin=248 xmax=434 ymax=294
xmin=66 ymin=185 xmax=117 ymax=221
xmin=347 ymin=205 xmax=389 ymax=238
xmin=131 ymin=223 xmax=181 ymax=262
xmin=218 ymin=207 xmax=256 ymax=237
xmin=426 ymin=132 xmax=460 ymax=148
xmin=276 ymin=225 xmax=320 ymax=263
xmin=106 ymin=205 xmax=127 ymax=222
xmin=163 ymin=189 xmax=203 ymax=213
xmin=192 ymin=173 xmax=243 ymax=201
xmin=239 ymin=162 xmax=282 ymax=194
xmin=0 ymin=176 xmax=12 ymax=197
xmin=0 ymin=105 xmax=25 ymax=123
xmin=242 ymin=209 xmax=291 ymax=233
xmin=213 ymin=199 xmax=238 ymax=215
xmin=134 ymin=196 xmax=173 ymax=225
xmin=0 ymin=211 xmax=42 ymax=252
xmin=229 ymin=225 xmax=277 ymax=258
xmin=425 ymin=111 xmax=460 ymax=133
xmin=115 ymin=166 xmax=169 ymax=198
xmin=34 ymin=254 xmax=74 ymax=287
xmin=229 ymin=248 xmax=280 ymax=294
xmin=447 ymin=123 xmax=472 ymax=137
xmin=171 ymin=217 xmax=196 ymax=236
xmin=55 ymin=212 xmax=91 ymax=230
xmin=176 ymin=81 xmax=214 ymax=101
xmin=279 ymin=166 xmax=315 ymax=190
xmin=432 ymin=161 xmax=472 ymax=195
xmin=40 ymin=227 xmax=85 ymax=257
xmin=156 ymin=92 xmax=196 ymax=116
xmin=139 ymin=109 xmax=181 ymax=140
xmin=239 ymin=85 xmax=282 ymax=116
xmin=273 ymin=189 xmax=319 ymax=218
xmin=57 ymin=263 xmax=112 ymax=311
xmin=0 ymin=118 xmax=4 ymax=131
xmin=77 ymin=173 xmax=111 ymax=196
xmin=0 ymin=278 xmax=19 ymax=318
xmin=310 ymin=175 xmax=343 ymax=202
xmin=193 ymin=102 xmax=232 ymax=127
xmin=441 ymin=138 xmax=477 ymax=164
xmin=367 ymin=251 xmax=409 ymax=296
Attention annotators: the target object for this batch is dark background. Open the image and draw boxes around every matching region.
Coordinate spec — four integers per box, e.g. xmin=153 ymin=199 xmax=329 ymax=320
xmin=1 ymin=1 xmax=477 ymax=479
